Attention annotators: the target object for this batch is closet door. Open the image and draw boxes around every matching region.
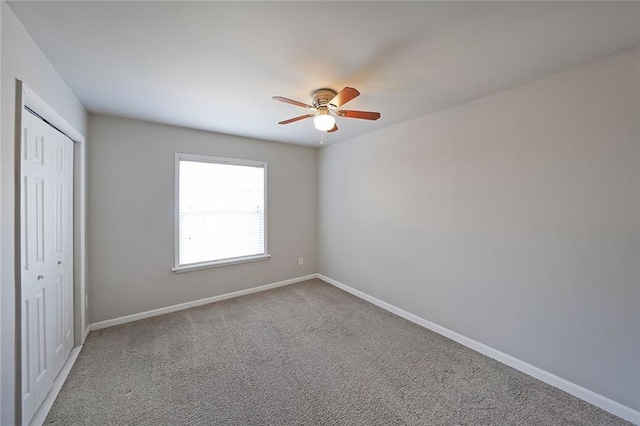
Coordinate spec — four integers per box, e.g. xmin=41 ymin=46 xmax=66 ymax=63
xmin=21 ymin=110 xmax=75 ymax=425
xmin=49 ymin=130 xmax=74 ymax=375
xmin=21 ymin=112 xmax=56 ymax=421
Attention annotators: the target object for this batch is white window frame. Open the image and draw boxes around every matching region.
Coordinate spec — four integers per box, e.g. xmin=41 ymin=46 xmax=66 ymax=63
xmin=172 ymin=153 xmax=270 ymax=273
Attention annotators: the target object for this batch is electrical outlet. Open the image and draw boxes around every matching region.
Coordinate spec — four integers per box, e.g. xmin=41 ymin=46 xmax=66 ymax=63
xmin=298 ymin=257 xmax=304 ymax=266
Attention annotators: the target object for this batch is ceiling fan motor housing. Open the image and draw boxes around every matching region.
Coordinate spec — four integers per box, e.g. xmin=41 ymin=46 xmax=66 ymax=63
xmin=312 ymin=88 xmax=338 ymax=109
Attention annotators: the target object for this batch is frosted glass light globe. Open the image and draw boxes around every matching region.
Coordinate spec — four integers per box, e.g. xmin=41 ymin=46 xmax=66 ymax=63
xmin=313 ymin=114 xmax=336 ymax=131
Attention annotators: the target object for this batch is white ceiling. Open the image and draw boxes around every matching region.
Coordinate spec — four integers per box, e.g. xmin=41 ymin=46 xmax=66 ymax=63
xmin=8 ymin=1 xmax=640 ymax=146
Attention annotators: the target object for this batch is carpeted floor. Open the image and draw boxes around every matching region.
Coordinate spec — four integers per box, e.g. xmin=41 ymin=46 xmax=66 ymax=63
xmin=46 ymin=279 xmax=629 ymax=425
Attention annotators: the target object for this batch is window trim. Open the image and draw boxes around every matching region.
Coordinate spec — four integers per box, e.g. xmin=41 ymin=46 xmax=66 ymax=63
xmin=172 ymin=153 xmax=269 ymax=273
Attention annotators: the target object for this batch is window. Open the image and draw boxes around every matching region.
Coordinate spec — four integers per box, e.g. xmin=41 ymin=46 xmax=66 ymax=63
xmin=173 ymin=153 xmax=269 ymax=272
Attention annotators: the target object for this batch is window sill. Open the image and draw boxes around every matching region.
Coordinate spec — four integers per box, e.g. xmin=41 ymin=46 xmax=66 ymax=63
xmin=171 ymin=254 xmax=271 ymax=273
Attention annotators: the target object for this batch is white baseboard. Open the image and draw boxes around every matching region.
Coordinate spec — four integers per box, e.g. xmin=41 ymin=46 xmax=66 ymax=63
xmin=82 ymin=323 xmax=91 ymax=343
xmin=317 ymin=274 xmax=639 ymax=425
xmin=90 ymin=274 xmax=318 ymax=331
xmin=29 ymin=346 xmax=82 ymax=426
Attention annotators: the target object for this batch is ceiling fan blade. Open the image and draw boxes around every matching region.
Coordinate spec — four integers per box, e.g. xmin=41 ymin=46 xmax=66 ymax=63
xmin=327 ymin=123 xmax=338 ymax=133
xmin=272 ymin=96 xmax=315 ymax=110
xmin=329 ymin=87 xmax=360 ymax=108
xmin=337 ymin=110 xmax=381 ymax=120
xmin=278 ymin=114 xmax=315 ymax=125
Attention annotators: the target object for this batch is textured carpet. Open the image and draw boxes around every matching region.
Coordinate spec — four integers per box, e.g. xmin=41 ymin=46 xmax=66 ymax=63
xmin=46 ymin=279 xmax=629 ymax=425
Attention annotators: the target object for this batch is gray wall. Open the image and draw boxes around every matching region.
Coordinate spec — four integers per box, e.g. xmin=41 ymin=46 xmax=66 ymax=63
xmin=0 ymin=4 xmax=4 ymax=421
xmin=87 ymin=114 xmax=317 ymax=323
xmin=318 ymin=50 xmax=640 ymax=410
xmin=1 ymin=3 xmax=88 ymax=424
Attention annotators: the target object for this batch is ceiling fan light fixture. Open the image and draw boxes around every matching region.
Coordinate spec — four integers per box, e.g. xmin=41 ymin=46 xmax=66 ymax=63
xmin=313 ymin=112 xmax=335 ymax=131
xmin=274 ymin=87 xmax=380 ymax=134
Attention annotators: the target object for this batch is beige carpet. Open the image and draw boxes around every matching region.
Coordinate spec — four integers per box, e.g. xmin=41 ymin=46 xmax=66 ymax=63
xmin=46 ymin=279 xmax=629 ymax=425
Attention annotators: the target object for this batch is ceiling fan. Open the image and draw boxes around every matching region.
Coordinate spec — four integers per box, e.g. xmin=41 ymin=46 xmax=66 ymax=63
xmin=273 ymin=87 xmax=381 ymax=133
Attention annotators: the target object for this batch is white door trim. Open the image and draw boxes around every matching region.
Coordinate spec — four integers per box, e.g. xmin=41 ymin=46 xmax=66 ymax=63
xmin=15 ymin=80 xmax=88 ymax=425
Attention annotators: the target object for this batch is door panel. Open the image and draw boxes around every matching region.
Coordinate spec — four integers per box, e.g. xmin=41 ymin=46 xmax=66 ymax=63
xmin=21 ymin=114 xmax=35 ymax=419
xmin=34 ymin=178 xmax=45 ymax=264
xmin=34 ymin=289 xmax=46 ymax=382
xmin=54 ymin=274 xmax=64 ymax=357
xmin=21 ymin=298 xmax=33 ymax=418
xmin=48 ymin=129 xmax=66 ymax=375
xmin=55 ymin=182 xmax=63 ymax=255
xmin=26 ymin=115 xmax=55 ymax=412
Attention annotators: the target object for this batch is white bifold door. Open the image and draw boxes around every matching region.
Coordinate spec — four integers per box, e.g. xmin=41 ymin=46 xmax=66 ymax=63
xmin=21 ymin=109 xmax=74 ymax=425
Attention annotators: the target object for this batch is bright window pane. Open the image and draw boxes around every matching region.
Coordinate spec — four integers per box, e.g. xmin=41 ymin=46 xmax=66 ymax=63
xmin=178 ymin=159 xmax=265 ymax=265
